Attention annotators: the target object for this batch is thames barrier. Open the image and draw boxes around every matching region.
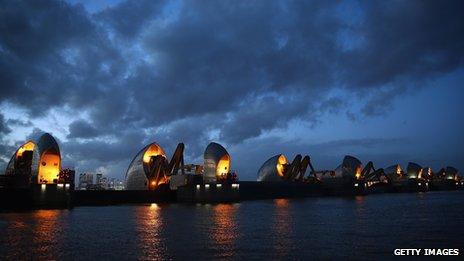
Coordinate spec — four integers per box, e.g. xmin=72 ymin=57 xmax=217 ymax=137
xmin=0 ymin=133 xmax=462 ymax=209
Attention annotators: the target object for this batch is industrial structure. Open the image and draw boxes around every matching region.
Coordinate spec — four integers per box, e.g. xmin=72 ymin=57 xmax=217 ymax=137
xmin=0 ymin=133 xmax=74 ymax=209
xmin=254 ymin=154 xmax=460 ymax=194
xmin=430 ymin=166 xmax=462 ymax=190
xmin=307 ymin=155 xmax=388 ymax=191
xmin=0 ymin=132 xmax=462 ymax=208
xmin=125 ymin=142 xmax=185 ymax=190
xmin=384 ymin=164 xmax=403 ymax=181
xmin=4 ymin=133 xmax=73 ymax=187
xmin=404 ymin=162 xmax=428 ymax=191
xmin=257 ymin=154 xmax=288 ymax=181
xmin=257 ymin=154 xmax=321 ymax=182
xmin=125 ymin=141 xmax=236 ymax=191
xmin=203 ymin=142 xmax=232 ymax=183
xmin=257 ymin=154 xmax=376 ymax=184
xmin=123 ymin=141 xmax=239 ymax=202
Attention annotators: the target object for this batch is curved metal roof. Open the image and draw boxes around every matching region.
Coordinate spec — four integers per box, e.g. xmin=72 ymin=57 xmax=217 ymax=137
xmin=125 ymin=142 xmax=166 ymax=190
xmin=5 ymin=140 xmax=35 ymax=174
xmin=384 ymin=164 xmax=400 ymax=175
xmin=257 ymin=154 xmax=288 ymax=181
xmin=384 ymin=164 xmax=402 ymax=180
xmin=6 ymin=133 xmax=60 ymax=171
xmin=37 ymin=133 xmax=60 ymax=156
xmin=203 ymin=142 xmax=230 ymax=183
xmin=343 ymin=155 xmax=362 ymax=169
xmin=204 ymin=142 xmax=229 ymax=161
xmin=407 ymin=162 xmax=422 ymax=176
xmin=445 ymin=166 xmax=458 ymax=175
xmin=4 ymin=133 xmax=61 ymax=185
xmin=340 ymin=155 xmax=362 ymax=178
xmin=445 ymin=166 xmax=458 ymax=179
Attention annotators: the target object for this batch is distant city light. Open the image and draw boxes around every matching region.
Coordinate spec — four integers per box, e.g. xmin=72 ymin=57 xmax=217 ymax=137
xmin=78 ymin=172 xmax=124 ymax=190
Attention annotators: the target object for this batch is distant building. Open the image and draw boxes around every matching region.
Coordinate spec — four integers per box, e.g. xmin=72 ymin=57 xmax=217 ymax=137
xmin=78 ymin=173 xmax=94 ymax=190
xmin=101 ymin=176 xmax=108 ymax=189
xmin=95 ymin=173 xmax=108 ymax=189
xmin=114 ymin=179 xmax=124 ymax=190
xmin=77 ymin=172 xmax=122 ymax=190
xmin=96 ymin=173 xmax=103 ymax=186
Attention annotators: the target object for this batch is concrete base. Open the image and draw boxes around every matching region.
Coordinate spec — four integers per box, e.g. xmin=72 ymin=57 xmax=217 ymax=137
xmin=74 ymin=185 xmax=175 ymax=206
xmin=177 ymin=183 xmax=240 ymax=203
xmin=0 ymin=184 xmax=73 ymax=210
xmin=430 ymin=179 xmax=461 ymax=191
xmin=239 ymin=180 xmax=366 ymax=200
xmin=1 ymin=179 xmax=462 ymax=211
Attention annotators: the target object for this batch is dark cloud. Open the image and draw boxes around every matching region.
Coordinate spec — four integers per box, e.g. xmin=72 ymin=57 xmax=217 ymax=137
xmin=2 ymin=0 xmax=463 ymax=136
xmin=0 ymin=113 xmax=14 ymax=172
xmin=361 ymin=85 xmax=407 ymax=116
xmin=0 ymin=143 xmax=15 ymax=172
xmin=0 ymin=114 xmax=11 ymax=135
xmin=219 ymin=93 xmax=314 ymax=143
xmin=97 ymin=0 xmax=164 ymax=38
xmin=151 ymin=116 xmax=214 ymax=160
xmin=0 ymin=0 xmax=124 ymax=117
xmin=60 ymin=129 xmax=146 ymax=176
xmin=63 ymin=131 xmax=144 ymax=163
xmin=25 ymin=127 xmax=46 ymax=141
xmin=340 ymin=0 xmax=464 ymax=89
xmin=313 ymin=137 xmax=405 ymax=149
xmin=0 ymin=0 xmax=463 ymax=177
xmin=5 ymin=118 xmax=32 ymax=127
xmin=132 ymin=0 xmax=340 ymax=126
xmin=67 ymin=119 xmax=100 ymax=139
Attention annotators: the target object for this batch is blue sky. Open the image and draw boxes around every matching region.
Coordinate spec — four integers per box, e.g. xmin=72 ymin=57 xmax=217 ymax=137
xmin=0 ymin=0 xmax=463 ymax=180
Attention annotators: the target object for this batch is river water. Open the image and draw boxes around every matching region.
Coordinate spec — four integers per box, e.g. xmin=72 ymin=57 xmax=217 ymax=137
xmin=1 ymin=191 xmax=463 ymax=260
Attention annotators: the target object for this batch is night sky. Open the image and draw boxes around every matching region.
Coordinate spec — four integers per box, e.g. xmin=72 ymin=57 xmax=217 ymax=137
xmin=0 ymin=0 xmax=463 ymax=180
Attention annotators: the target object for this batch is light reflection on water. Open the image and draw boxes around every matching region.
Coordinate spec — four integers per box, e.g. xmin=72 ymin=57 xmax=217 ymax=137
xmin=273 ymin=198 xmax=292 ymax=258
xmin=209 ymin=204 xmax=238 ymax=258
xmin=0 ymin=191 xmax=463 ymax=259
xmin=134 ymin=203 xmax=166 ymax=260
xmin=0 ymin=210 xmax=68 ymax=260
xmin=31 ymin=210 xmax=65 ymax=259
xmin=354 ymin=195 xmax=366 ymax=220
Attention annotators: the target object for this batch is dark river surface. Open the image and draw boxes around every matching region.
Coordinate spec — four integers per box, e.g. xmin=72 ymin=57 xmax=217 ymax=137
xmin=1 ymin=191 xmax=463 ymax=260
